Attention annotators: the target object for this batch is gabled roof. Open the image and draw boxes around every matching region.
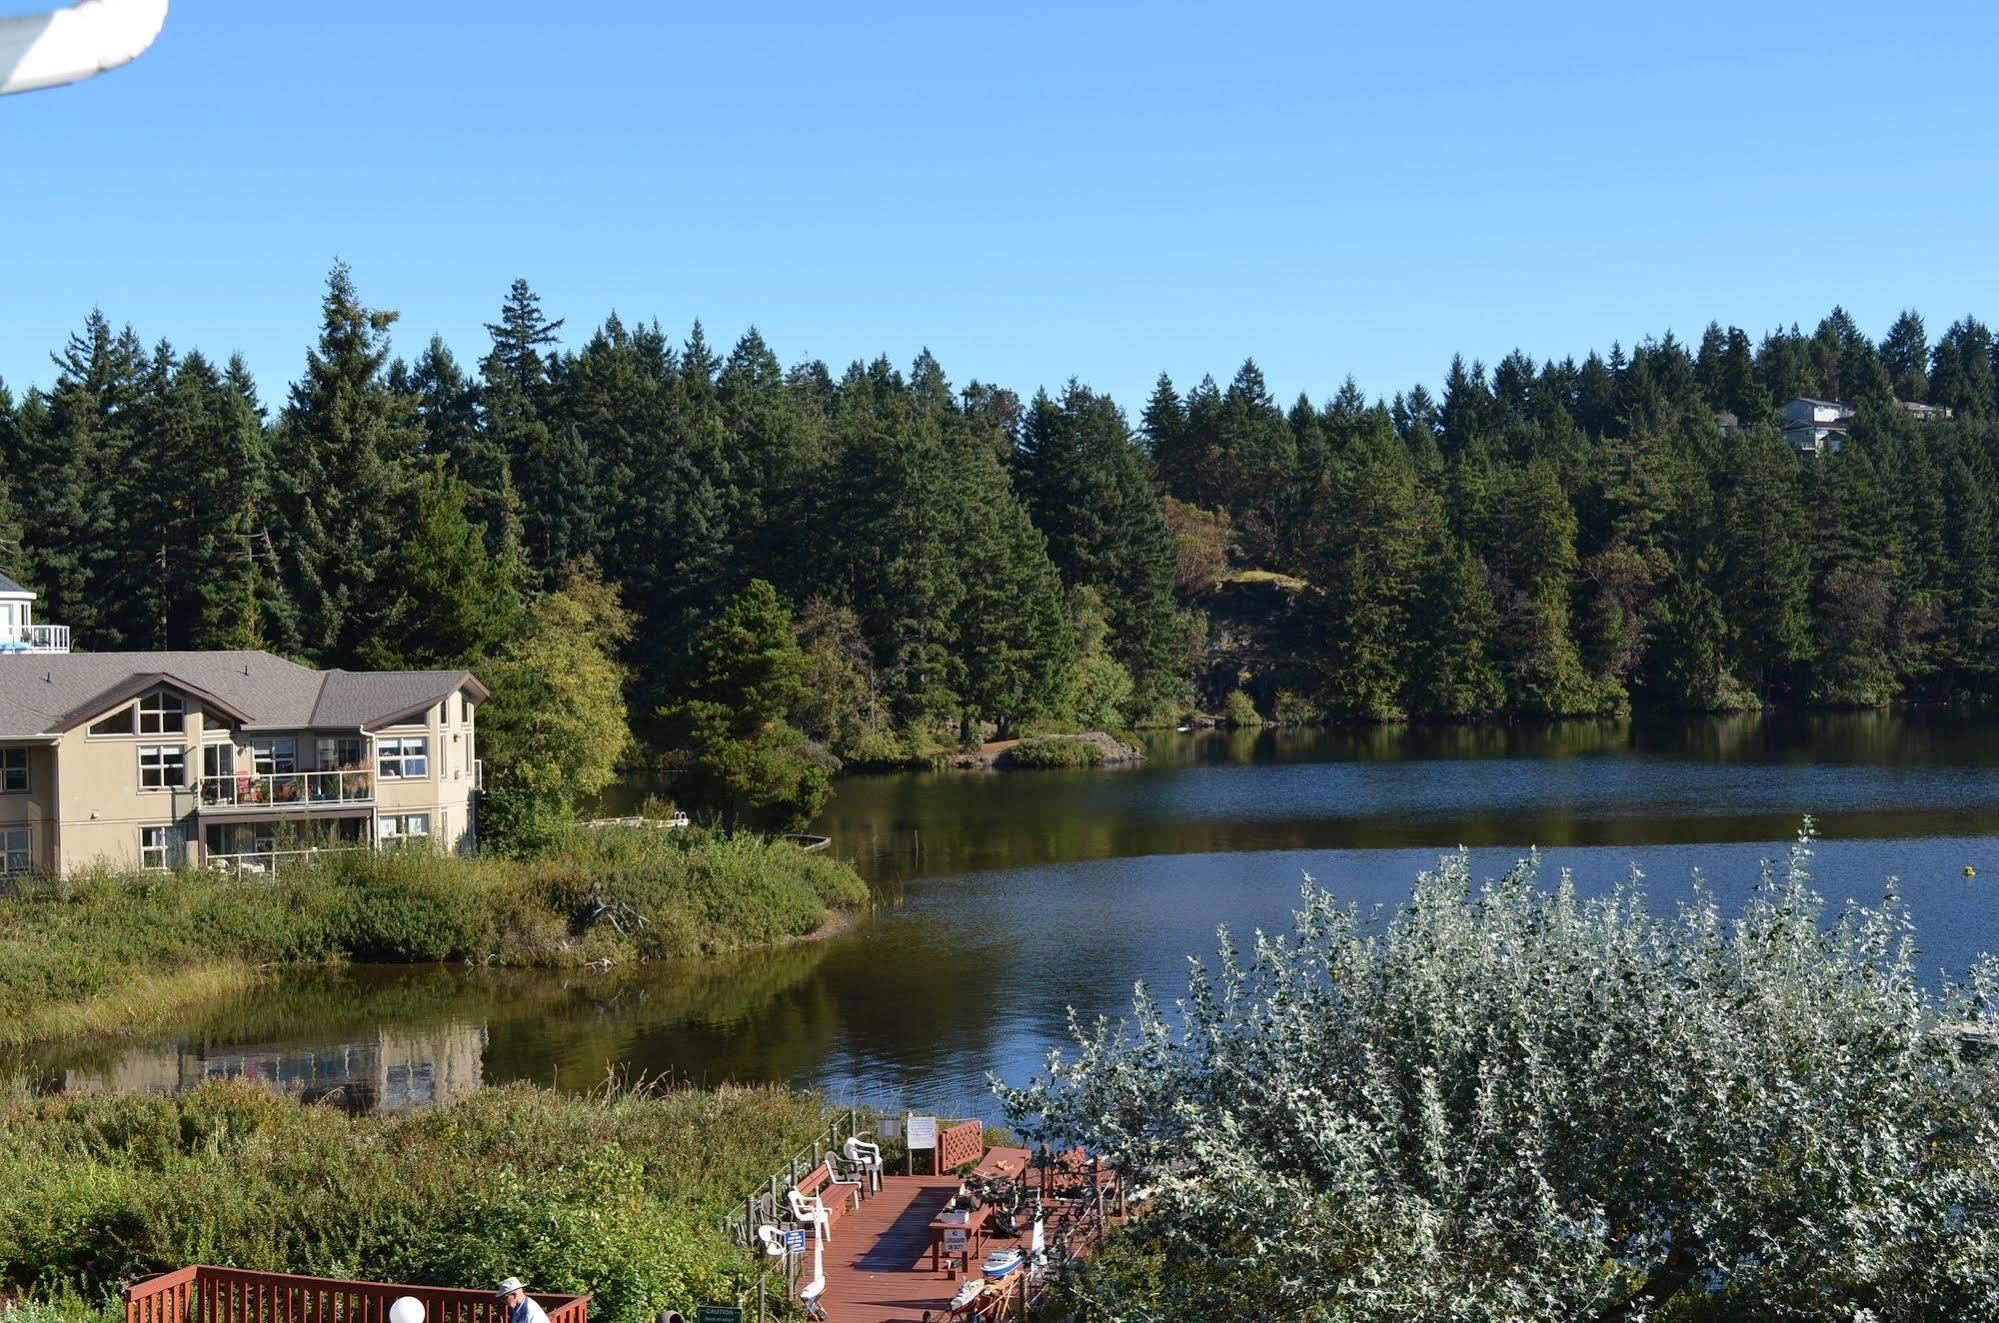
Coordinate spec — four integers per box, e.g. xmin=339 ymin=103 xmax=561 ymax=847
xmin=0 ymin=571 xmax=32 ymax=598
xmin=0 ymin=651 xmax=485 ymax=741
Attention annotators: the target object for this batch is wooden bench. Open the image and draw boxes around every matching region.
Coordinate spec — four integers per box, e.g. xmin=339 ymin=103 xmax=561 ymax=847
xmin=794 ymin=1162 xmax=863 ymax=1229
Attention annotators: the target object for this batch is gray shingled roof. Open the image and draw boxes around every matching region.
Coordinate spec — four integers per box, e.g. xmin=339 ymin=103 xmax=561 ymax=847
xmin=0 ymin=651 xmax=485 ymax=741
xmin=0 ymin=571 xmax=30 ymax=597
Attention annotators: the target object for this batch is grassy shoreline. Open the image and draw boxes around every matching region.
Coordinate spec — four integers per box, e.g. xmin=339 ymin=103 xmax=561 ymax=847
xmin=0 ymin=828 xmax=867 ymax=1048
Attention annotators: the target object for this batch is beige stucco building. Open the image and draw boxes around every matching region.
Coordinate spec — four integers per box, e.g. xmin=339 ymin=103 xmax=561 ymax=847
xmin=0 ymin=583 xmax=488 ymax=874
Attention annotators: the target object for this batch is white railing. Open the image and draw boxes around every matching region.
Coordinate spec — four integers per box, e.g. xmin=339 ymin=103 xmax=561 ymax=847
xmin=198 ymin=769 xmax=375 ymax=808
xmin=0 ymin=623 xmax=68 ymax=653
xmin=207 ymin=845 xmax=365 ymax=876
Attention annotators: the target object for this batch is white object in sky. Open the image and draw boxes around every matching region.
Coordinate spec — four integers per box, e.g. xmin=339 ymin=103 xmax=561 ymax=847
xmin=0 ymin=0 xmax=168 ymax=96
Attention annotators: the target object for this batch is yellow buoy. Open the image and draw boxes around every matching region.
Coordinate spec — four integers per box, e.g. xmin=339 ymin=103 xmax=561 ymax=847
xmin=1966 ymin=866 xmax=1978 ymax=878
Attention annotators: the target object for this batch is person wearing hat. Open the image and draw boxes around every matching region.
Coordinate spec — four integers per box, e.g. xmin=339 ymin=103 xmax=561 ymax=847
xmin=495 ymin=1278 xmax=548 ymax=1323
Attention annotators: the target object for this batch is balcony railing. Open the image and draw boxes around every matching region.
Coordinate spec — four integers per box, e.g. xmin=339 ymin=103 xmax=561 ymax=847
xmin=206 ymin=845 xmax=368 ymax=876
xmin=0 ymin=623 xmax=69 ymax=654
xmin=197 ymin=769 xmax=375 ymax=808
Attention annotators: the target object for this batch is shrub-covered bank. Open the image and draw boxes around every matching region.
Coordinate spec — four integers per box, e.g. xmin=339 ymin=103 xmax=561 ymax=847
xmin=0 ymin=829 xmax=867 ymax=1047
xmin=0 ymin=1081 xmax=823 ymax=1323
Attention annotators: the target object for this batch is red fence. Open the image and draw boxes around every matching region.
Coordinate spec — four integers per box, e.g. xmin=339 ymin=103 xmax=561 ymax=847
xmin=127 ymin=1267 xmax=588 ymax=1323
xmin=937 ymin=1118 xmax=984 ymax=1172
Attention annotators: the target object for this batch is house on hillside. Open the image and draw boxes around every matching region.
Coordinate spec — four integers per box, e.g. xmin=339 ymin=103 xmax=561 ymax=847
xmin=1897 ymin=400 xmax=1954 ymax=423
xmin=0 ymin=582 xmax=487 ymax=874
xmin=1781 ymin=397 xmax=1854 ymax=457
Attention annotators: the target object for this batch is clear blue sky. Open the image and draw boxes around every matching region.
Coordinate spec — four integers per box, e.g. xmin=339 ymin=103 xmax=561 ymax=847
xmin=5 ymin=0 xmax=1996 ymax=414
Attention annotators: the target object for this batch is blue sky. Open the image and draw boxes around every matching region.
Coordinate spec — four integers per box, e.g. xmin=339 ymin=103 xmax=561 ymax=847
xmin=4 ymin=0 xmax=1996 ymax=414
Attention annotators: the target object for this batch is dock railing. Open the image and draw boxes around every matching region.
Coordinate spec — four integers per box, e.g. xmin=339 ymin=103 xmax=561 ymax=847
xmin=724 ymin=1108 xmax=872 ymax=1249
xmin=127 ymin=1266 xmax=588 ymax=1323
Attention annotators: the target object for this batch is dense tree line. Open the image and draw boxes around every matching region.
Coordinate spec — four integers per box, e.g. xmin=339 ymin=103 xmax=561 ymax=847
xmin=4 ymin=274 xmax=1999 ymax=760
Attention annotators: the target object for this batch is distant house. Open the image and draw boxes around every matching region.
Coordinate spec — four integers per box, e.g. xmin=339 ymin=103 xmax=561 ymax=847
xmin=1896 ymin=400 xmax=1954 ymax=423
xmin=1781 ymin=398 xmax=1854 ymax=457
xmin=0 ymin=580 xmax=487 ymax=875
xmin=1714 ymin=411 xmax=1742 ymax=437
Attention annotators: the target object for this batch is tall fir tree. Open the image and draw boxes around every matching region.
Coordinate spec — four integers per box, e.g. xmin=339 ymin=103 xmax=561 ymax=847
xmin=269 ymin=263 xmax=426 ymax=665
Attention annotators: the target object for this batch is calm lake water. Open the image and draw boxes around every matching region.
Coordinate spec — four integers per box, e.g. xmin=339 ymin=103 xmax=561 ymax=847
xmin=18 ymin=712 xmax=1999 ymax=1117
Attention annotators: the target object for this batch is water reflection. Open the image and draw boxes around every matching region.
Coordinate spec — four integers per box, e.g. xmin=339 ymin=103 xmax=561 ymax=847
xmin=17 ymin=712 xmax=1999 ymax=1116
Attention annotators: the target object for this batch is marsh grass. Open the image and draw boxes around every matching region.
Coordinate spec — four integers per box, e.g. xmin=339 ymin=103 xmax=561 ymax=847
xmin=0 ymin=1078 xmax=830 ymax=1323
xmin=0 ymin=829 xmax=867 ymax=1046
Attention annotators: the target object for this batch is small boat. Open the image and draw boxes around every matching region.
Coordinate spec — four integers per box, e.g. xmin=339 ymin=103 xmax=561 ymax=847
xmin=981 ymin=1247 xmax=1024 ymax=1278
xmin=947 ymin=1278 xmax=986 ymax=1315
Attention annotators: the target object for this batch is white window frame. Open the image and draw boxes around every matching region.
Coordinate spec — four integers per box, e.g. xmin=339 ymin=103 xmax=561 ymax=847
xmin=88 ymin=704 xmax=137 ymax=737
xmin=137 ymin=689 xmax=186 ymax=736
xmin=377 ymin=736 xmax=429 ymax=780
xmin=140 ymin=825 xmax=173 ymax=871
xmin=250 ymin=737 xmax=297 ymax=776
xmin=0 ymin=748 xmax=26 ymax=795
xmin=138 ymin=744 xmax=186 ymax=792
xmin=0 ymin=826 xmax=28 ymax=874
xmin=379 ymin=813 xmax=431 ymax=844
xmin=203 ymin=742 xmax=236 ymax=780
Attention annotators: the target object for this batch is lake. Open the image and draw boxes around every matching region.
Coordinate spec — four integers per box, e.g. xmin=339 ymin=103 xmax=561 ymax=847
xmin=17 ymin=711 xmax=1999 ymax=1117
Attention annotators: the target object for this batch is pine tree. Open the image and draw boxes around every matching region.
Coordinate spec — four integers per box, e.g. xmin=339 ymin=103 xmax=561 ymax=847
xmin=1226 ymin=362 xmax=1299 ymax=558
xmin=1309 ymin=430 xmax=1428 ymax=720
xmin=268 ymin=263 xmax=425 ymax=665
xmin=718 ymin=326 xmax=822 ymax=586
xmin=361 ymin=464 xmax=521 ymax=668
xmin=951 ymin=446 xmax=1073 ymax=740
xmin=19 ymin=311 xmax=147 ymax=649
xmin=147 ymin=350 xmax=274 ymax=648
xmin=1406 ymin=533 xmax=1505 ymax=717
xmin=1492 ymin=458 xmax=1598 ymax=714
xmin=1880 ymin=310 xmax=1930 ymax=404
xmin=1930 ymin=318 xmax=1996 ymax=421
xmin=662 ymin=578 xmax=830 ymax=832
xmin=1017 ymin=383 xmax=1181 ymax=709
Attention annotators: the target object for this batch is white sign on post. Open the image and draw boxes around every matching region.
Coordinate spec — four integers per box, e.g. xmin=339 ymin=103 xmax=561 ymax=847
xmin=906 ymin=1114 xmax=938 ymax=1174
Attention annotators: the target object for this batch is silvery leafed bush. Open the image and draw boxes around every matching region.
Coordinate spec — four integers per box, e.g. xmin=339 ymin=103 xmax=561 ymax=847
xmin=999 ymin=823 xmax=1999 ymax=1320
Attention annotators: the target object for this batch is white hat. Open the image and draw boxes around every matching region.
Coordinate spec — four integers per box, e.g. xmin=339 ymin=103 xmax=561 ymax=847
xmin=495 ymin=1280 xmax=525 ymax=1299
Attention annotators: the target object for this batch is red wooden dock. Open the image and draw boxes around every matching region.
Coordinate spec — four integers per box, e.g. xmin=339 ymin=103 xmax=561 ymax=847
xmin=804 ymin=1145 xmax=1115 ymax=1323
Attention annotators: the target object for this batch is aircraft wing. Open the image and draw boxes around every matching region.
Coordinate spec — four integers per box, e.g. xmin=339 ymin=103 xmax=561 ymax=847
xmin=1 ymin=0 xmax=168 ymax=96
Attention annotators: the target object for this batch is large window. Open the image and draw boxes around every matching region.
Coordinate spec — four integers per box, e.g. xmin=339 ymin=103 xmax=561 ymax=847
xmin=316 ymin=736 xmax=365 ymax=770
xmin=0 ymin=826 xmax=28 ymax=874
xmin=379 ymin=813 xmax=431 ymax=845
xmin=138 ymin=690 xmax=185 ymax=735
xmin=0 ymin=748 xmax=26 ymax=794
xmin=88 ymin=705 xmax=135 ymax=736
xmin=140 ymin=825 xmax=173 ymax=871
xmin=377 ymin=737 xmax=429 ymax=780
xmin=138 ymin=744 xmax=186 ymax=791
xmin=251 ymin=737 xmax=297 ymax=775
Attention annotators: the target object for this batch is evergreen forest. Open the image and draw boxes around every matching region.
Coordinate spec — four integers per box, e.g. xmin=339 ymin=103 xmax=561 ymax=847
xmin=7 ymin=268 xmax=1999 ymax=761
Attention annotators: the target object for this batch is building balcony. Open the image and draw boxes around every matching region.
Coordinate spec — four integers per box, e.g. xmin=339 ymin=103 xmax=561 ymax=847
xmin=0 ymin=623 xmax=69 ymax=654
xmin=190 ymin=769 xmax=375 ymax=810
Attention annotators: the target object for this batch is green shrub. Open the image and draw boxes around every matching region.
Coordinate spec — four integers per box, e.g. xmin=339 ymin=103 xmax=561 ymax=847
xmin=1002 ymin=737 xmax=1107 ymax=769
xmin=1221 ymin=689 xmax=1263 ymax=727
xmin=1271 ymin=687 xmax=1319 ymax=725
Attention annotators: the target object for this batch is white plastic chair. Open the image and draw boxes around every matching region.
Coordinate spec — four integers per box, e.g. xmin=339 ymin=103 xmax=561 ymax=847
xmin=843 ymin=1134 xmax=885 ymax=1193
xmin=788 ymin=1186 xmax=832 ymax=1243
